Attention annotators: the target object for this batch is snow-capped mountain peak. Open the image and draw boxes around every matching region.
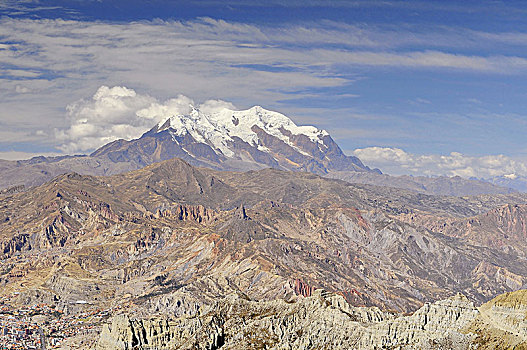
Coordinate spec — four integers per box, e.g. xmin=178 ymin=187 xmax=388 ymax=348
xmin=155 ymin=105 xmax=329 ymax=158
xmin=108 ymin=103 xmax=372 ymax=174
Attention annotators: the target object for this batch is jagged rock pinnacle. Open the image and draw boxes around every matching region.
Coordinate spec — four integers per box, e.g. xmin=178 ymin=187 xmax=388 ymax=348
xmin=235 ymin=205 xmax=249 ymax=220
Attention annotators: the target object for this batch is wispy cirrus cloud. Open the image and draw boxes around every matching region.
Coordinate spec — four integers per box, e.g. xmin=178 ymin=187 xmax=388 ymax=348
xmin=2 ymin=18 xmax=527 ymax=90
xmin=1 ymin=16 xmax=527 ymax=162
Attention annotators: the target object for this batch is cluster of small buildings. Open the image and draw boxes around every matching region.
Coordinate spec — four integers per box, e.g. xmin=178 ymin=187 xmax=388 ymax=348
xmin=44 ymin=307 xmax=112 ymax=345
xmin=0 ymin=313 xmax=44 ymax=350
xmin=0 ymin=293 xmax=121 ymax=349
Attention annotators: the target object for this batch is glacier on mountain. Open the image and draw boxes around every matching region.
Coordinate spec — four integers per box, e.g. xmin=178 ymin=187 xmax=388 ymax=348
xmin=153 ymin=105 xmax=329 ymax=157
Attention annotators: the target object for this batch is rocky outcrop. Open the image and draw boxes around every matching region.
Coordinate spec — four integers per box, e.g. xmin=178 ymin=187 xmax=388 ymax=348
xmin=0 ymin=233 xmax=29 ymax=258
xmin=398 ymin=203 xmax=527 ymax=252
xmin=96 ymin=290 xmax=480 ymax=350
xmin=292 ymin=278 xmax=315 ymax=297
xmin=465 ymin=290 xmax=527 ymax=349
xmin=234 ymin=205 xmax=249 ymax=220
xmin=0 ymin=184 xmax=25 ymax=195
xmin=154 ymin=204 xmax=214 ymax=223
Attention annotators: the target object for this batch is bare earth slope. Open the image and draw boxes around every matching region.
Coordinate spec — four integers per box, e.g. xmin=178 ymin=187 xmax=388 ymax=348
xmin=1 ymin=159 xmax=526 ymax=303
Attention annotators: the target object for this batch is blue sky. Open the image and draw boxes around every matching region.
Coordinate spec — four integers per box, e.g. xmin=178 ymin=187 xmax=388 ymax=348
xmin=1 ymin=0 xmax=527 ymax=178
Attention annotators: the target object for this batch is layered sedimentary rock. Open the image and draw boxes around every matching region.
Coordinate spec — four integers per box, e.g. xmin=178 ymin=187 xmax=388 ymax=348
xmin=2 ymin=158 xmax=527 ymax=314
xmin=465 ymin=290 xmax=527 ymax=348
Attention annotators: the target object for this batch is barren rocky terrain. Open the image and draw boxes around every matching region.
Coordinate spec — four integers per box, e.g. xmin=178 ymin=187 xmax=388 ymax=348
xmin=96 ymin=289 xmax=527 ymax=349
xmin=1 ymin=157 xmax=527 ymax=348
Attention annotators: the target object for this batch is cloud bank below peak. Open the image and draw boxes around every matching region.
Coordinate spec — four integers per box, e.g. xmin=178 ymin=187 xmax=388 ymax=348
xmin=353 ymin=147 xmax=527 ymax=179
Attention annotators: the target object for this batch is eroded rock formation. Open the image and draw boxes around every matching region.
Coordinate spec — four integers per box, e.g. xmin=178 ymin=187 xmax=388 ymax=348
xmin=96 ymin=290 xmax=482 ymax=350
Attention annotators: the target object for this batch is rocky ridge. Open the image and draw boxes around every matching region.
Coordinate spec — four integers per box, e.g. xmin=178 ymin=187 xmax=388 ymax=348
xmin=97 ymin=289 xmax=515 ymax=350
xmin=397 ymin=203 xmax=527 ymax=253
xmin=466 ymin=290 xmax=527 ymax=348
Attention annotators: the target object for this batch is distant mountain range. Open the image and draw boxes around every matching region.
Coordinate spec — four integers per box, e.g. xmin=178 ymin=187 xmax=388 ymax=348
xmin=0 ymin=105 xmax=517 ymax=196
xmin=484 ymin=174 xmax=527 ymax=192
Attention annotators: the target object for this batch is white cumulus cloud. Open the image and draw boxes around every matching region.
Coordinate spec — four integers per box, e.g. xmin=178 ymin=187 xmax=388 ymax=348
xmin=56 ymin=85 xmax=240 ymax=153
xmin=353 ymin=147 xmax=527 ymax=178
xmin=135 ymin=95 xmax=195 ymax=124
xmin=197 ymin=99 xmax=237 ymax=115
xmin=56 ymin=86 xmax=157 ymax=152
